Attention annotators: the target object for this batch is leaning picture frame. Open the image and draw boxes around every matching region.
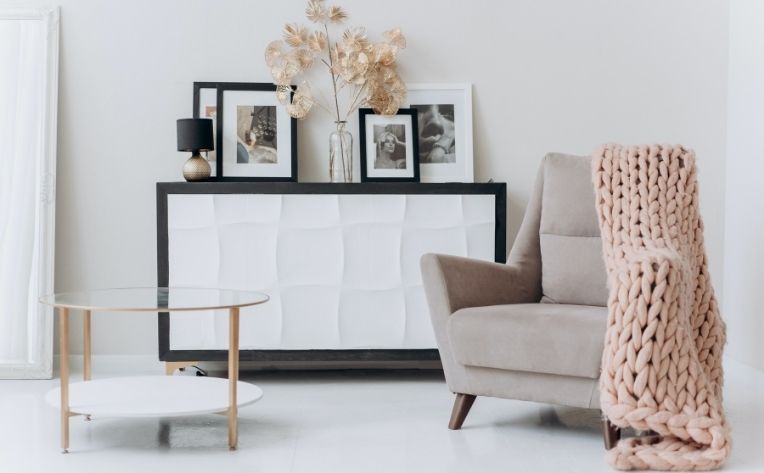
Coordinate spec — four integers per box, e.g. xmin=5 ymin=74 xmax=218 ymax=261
xmin=404 ymin=83 xmax=474 ymax=183
xmin=359 ymin=108 xmax=420 ymax=183
xmin=192 ymin=82 xmax=218 ymax=177
xmin=216 ymin=82 xmax=297 ymax=181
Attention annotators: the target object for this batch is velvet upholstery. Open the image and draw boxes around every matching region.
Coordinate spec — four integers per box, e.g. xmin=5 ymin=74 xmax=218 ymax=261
xmin=420 ymin=152 xmax=607 ymax=412
xmin=448 ymin=303 xmax=606 ymax=379
xmin=539 ymin=153 xmax=608 ymax=306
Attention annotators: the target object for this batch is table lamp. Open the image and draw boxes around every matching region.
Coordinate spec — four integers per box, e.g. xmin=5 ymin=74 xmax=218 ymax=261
xmin=177 ymin=118 xmax=214 ymax=181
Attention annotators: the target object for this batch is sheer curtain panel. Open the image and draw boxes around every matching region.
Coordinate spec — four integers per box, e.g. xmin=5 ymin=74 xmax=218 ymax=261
xmin=0 ymin=7 xmax=58 ymax=378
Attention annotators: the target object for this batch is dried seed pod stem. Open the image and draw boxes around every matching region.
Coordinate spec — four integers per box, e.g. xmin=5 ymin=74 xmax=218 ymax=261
xmin=266 ymin=1 xmax=406 ymax=119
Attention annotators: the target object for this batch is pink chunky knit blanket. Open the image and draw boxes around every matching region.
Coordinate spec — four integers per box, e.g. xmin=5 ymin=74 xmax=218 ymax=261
xmin=592 ymin=144 xmax=730 ymax=470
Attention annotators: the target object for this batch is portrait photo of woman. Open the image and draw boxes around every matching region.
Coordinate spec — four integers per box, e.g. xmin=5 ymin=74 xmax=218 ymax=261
xmin=359 ymin=108 xmax=419 ymax=182
xmin=373 ymin=125 xmax=407 ymax=169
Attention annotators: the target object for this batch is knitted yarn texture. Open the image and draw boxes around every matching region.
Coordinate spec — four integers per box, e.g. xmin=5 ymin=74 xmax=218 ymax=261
xmin=592 ymin=144 xmax=730 ymax=471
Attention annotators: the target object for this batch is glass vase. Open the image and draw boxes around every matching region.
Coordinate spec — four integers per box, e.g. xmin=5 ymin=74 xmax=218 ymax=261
xmin=329 ymin=121 xmax=353 ymax=183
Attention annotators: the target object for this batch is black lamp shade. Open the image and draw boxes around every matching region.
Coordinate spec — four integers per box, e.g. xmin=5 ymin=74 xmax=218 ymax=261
xmin=177 ymin=118 xmax=214 ymax=152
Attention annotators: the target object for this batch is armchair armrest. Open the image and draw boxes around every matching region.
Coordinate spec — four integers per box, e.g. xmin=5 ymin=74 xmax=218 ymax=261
xmin=420 ymin=253 xmax=539 ymax=315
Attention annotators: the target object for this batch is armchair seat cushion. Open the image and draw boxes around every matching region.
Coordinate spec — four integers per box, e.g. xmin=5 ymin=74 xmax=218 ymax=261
xmin=447 ymin=303 xmax=606 ymax=379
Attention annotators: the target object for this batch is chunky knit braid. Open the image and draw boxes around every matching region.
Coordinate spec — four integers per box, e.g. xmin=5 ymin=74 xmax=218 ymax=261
xmin=592 ymin=144 xmax=730 ymax=471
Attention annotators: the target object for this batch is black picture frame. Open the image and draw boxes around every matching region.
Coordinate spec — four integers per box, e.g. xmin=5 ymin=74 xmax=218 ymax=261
xmin=359 ymin=108 xmax=420 ymax=183
xmin=215 ymin=82 xmax=297 ymax=182
xmin=156 ymin=181 xmax=507 ymax=363
xmin=192 ymin=82 xmax=219 ymax=178
xmin=192 ymin=81 xmax=218 ymax=119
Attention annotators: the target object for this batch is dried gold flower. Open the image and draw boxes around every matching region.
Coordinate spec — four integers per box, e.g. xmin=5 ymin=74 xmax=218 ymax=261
xmin=271 ymin=58 xmax=301 ymax=85
xmin=365 ymin=65 xmax=405 ymax=115
xmin=328 ymin=5 xmax=348 ymax=23
xmin=276 ymin=84 xmax=293 ymax=105
xmin=286 ymin=83 xmax=314 ymax=119
xmin=308 ymin=31 xmax=328 ymax=52
xmin=267 ymin=2 xmax=406 ymax=120
xmin=371 ymin=43 xmax=396 ymax=66
xmin=339 ymin=50 xmax=369 ymax=85
xmin=341 ymin=26 xmax=368 ymax=51
xmin=283 ymin=23 xmax=308 ymax=47
xmin=366 ymin=85 xmax=395 ymax=115
xmin=305 ymin=0 xmax=327 ymax=23
xmin=379 ymin=66 xmax=398 ymax=84
xmin=291 ymin=48 xmax=314 ymax=69
xmin=383 ymin=28 xmax=406 ymax=49
xmin=265 ymin=40 xmax=288 ymax=67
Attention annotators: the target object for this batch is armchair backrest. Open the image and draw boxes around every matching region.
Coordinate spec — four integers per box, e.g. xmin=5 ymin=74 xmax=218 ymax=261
xmin=508 ymin=153 xmax=608 ymax=307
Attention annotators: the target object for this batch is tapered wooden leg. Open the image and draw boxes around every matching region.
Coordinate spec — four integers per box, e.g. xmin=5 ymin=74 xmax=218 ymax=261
xmin=228 ymin=307 xmax=240 ymax=450
xmin=448 ymin=393 xmax=476 ymax=430
xmin=83 ymin=310 xmax=91 ymax=381
xmin=59 ymin=308 xmax=70 ymax=453
xmin=602 ymin=417 xmax=621 ymax=450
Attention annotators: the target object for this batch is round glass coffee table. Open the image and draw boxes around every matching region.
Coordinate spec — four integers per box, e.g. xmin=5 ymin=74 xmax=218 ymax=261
xmin=39 ymin=287 xmax=269 ymax=453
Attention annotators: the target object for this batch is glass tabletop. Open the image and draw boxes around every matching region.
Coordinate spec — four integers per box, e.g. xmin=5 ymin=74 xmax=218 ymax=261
xmin=39 ymin=287 xmax=269 ymax=312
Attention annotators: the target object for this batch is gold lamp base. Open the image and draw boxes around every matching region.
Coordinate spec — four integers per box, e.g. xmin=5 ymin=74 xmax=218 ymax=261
xmin=183 ymin=153 xmax=211 ymax=181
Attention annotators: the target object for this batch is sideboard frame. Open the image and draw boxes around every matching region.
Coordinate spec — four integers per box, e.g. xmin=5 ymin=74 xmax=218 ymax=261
xmin=156 ymin=182 xmax=507 ymax=363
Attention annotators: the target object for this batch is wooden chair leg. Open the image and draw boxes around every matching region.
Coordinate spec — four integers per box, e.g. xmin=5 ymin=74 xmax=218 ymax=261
xmin=602 ymin=417 xmax=621 ymax=450
xmin=448 ymin=393 xmax=476 ymax=430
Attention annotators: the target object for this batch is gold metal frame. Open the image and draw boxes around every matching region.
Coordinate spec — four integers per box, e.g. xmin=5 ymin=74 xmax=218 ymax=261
xmin=83 ymin=310 xmax=91 ymax=381
xmin=59 ymin=307 xmax=70 ymax=453
xmin=228 ymin=307 xmax=239 ymax=449
xmin=56 ymin=305 xmax=245 ymax=452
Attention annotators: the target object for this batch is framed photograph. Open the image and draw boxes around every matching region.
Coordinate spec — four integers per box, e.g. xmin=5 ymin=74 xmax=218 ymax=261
xmin=193 ymin=82 xmax=218 ymax=177
xmin=405 ymin=83 xmax=473 ymax=182
xmin=359 ymin=108 xmax=419 ymax=182
xmin=216 ymin=82 xmax=297 ymax=181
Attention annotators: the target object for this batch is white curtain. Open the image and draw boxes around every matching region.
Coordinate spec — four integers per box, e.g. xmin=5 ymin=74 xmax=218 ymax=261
xmin=0 ymin=9 xmax=57 ymax=377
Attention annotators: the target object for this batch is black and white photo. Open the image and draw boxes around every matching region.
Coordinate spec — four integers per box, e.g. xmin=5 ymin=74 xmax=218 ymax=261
xmin=406 ymin=84 xmax=473 ymax=182
xmin=411 ymin=104 xmax=456 ymax=164
xmin=359 ymin=108 xmax=419 ymax=182
xmin=236 ymin=105 xmax=278 ymax=164
xmin=216 ymin=82 xmax=296 ymax=181
xmin=372 ymin=124 xmax=407 ymax=169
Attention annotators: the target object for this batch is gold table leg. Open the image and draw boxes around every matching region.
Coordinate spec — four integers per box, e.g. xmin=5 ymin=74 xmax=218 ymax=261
xmin=228 ymin=307 xmax=239 ymax=450
xmin=83 ymin=310 xmax=91 ymax=382
xmin=59 ymin=307 xmax=70 ymax=453
xmin=83 ymin=309 xmax=92 ymax=421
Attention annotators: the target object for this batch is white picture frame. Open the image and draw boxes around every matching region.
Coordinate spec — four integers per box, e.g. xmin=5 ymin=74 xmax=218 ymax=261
xmin=405 ymin=83 xmax=474 ymax=183
xmin=217 ymin=83 xmax=297 ymax=181
xmin=0 ymin=7 xmax=59 ymax=379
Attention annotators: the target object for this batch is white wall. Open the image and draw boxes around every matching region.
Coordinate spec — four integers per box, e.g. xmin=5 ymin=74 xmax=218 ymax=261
xmin=724 ymin=0 xmax=764 ymax=372
xmin=18 ymin=0 xmax=728 ymax=356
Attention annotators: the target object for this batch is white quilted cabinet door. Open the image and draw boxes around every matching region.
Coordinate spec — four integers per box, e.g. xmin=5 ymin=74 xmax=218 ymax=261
xmin=167 ymin=193 xmax=496 ymax=351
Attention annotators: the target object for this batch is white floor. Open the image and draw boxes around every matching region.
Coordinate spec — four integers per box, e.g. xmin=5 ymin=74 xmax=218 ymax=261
xmin=1 ymin=360 xmax=762 ymax=473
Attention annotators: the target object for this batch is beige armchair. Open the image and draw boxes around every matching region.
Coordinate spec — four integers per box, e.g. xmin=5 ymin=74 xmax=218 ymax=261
xmin=421 ymin=153 xmax=619 ymax=447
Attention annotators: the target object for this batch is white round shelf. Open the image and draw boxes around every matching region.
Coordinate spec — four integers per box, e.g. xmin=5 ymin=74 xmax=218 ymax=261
xmin=45 ymin=376 xmax=263 ymax=418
